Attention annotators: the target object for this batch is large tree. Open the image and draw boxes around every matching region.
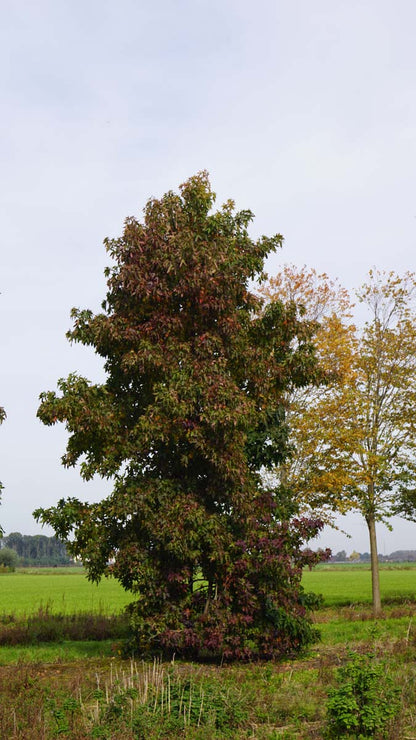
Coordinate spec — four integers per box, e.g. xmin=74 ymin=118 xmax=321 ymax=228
xmin=35 ymin=173 xmax=327 ymax=660
xmin=266 ymin=267 xmax=416 ymax=616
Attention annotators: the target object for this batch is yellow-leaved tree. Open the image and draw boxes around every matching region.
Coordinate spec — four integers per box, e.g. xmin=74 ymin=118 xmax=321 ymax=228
xmin=261 ymin=265 xmax=356 ymax=521
xmin=264 ymin=267 xmax=416 ymax=616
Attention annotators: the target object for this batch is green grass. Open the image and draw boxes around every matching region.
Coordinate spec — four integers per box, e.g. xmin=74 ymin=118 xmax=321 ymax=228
xmin=0 ymin=643 xmax=410 ymax=738
xmin=312 ymin=561 xmax=416 ymax=571
xmin=0 ymin=639 xmax=117 ymax=664
xmin=2 ymin=565 xmax=416 ymax=737
xmin=3 ymin=564 xmax=415 ymax=619
xmin=316 ymin=612 xmax=415 ymax=645
xmin=302 ymin=565 xmax=416 ymax=606
xmin=2 ymin=564 xmax=415 ymax=620
xmin=0 ymin=569 xmax=132 ymax=616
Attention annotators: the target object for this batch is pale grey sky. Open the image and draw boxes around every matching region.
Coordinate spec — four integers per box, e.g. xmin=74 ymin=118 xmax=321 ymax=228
xmin=1 ymin=0 xmax=416 ymax=553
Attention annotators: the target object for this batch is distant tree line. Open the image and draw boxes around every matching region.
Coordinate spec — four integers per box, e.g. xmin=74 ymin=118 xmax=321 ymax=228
xmin=1 ymin=532 xmax=71 ymax=566
xmin=330 ymin=550 xmax=416 ymax=563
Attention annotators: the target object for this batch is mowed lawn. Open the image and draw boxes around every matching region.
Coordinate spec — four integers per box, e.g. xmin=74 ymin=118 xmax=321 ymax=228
xmin=302 ymin=564 xmax=416 ymax=606
xmin=0 ymin=569 xmax=132 ymax=616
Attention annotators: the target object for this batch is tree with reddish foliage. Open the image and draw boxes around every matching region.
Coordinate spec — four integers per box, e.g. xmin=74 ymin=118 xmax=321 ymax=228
xmin=35 ymin=172 xmax=328 ymax=660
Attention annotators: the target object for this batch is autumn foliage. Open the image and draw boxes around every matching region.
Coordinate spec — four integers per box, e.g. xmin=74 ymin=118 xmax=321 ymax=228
xmin=264 ymin=266 xmax=416 ymax=615
xmin=35 ymin=173 xmax=328 ymax=660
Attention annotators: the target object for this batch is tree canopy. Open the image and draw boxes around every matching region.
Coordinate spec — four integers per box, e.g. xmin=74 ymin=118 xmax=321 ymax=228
xmin=35 ymin=172 xmax=327 ymax=660
xmin=261 ymin=265 xmax=355 ymax=523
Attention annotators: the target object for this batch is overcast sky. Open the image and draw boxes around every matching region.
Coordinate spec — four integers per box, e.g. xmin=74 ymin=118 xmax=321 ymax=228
xmin=2 ymin=0 xmax=416 ymax=554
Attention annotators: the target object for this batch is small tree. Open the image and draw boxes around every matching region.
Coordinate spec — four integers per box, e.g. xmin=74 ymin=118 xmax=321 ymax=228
xmin=0 ymin=547 xmax=18 ymax=570
xmin=35 ymin=172 xmax=328 ymax=660
xmin=266 ymin=267 xmax=416 ymax=616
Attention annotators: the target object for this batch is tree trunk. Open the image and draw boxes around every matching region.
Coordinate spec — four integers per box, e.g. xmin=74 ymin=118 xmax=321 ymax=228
xmin=366 ymin=514 xmax=382 ymax=617
xmin=204 ymin=580 xmax=213 ymax=616
xmin=280 ymin=462 xmax=288 ymax=486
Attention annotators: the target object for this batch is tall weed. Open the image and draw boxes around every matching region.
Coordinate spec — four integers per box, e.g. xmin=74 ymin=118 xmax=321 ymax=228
xmin=0 ymin=606 xmax=129 ymax=645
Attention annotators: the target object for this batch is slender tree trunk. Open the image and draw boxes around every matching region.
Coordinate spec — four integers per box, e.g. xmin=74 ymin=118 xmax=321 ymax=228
xmin=280 ymin=463 xmax=288 ymax=487
xmin=204 ymin=579 xmax=213 ymax=616
xmin=366 ymin=513 xmax=382 ymax=617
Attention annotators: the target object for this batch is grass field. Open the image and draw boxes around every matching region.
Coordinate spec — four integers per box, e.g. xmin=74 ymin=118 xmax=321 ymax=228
xmin=302 ymin=563 xmax=416 ymax=606
xmin=0 ymin=568 xmax=132 ymax=615
xmin=1 ymin=564 xmax=416 ymax=738
xmin=1 ymin=563 xmax=415 ymax=617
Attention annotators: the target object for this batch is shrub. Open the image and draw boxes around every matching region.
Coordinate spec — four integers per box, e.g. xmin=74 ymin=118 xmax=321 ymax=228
xmin=325 ymin=651 xmax=401 ymax=739
xmin=126 ymin=523 xmax=326 ymax=662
